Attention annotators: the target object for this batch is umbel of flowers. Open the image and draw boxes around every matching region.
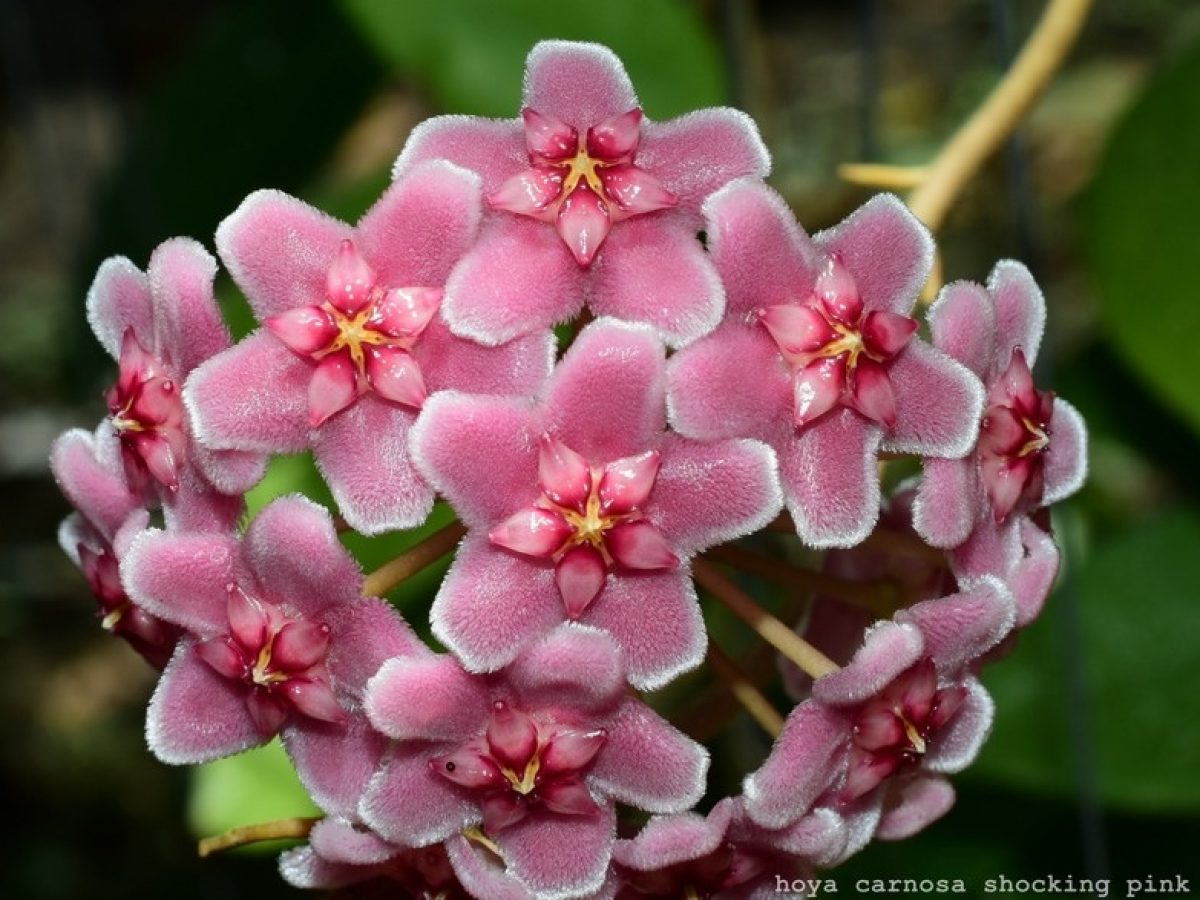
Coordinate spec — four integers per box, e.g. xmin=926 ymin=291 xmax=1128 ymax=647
xmin=50 ymin=41 xmax=1086 ymax=900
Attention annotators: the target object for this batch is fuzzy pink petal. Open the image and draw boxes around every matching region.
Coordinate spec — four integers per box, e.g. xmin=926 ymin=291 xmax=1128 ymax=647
xmin=442 ymin=217 xmax=585 ymax=345
xmin=876 ymin=775 xmax=956 ymax=841
xmin=365 ymin=654 xmax=488 ymax=743
xmin=86 ymin=256 xmax=154 ymax=360
xmin=409 ymin=391 xmax=538 ymax=528
xmin=897 ymin=576 xmax=1016 ymax=674
xmin=924 ymin=678 xmax=993 ymax=773
xmin=430 ymin=537 xmax=563 ymax=673
xmin=506 ymin=623 xmax=625 ymax=713
xmin=215 ymin=189 xmax=351 ymax=320
xmin=764 ymin=806 xmax=849 ymax=866
xmin=278 ymin=846 xmax=373 ymax=890
xmin=952 ymin=516 xmax=1023 ymax=582
xmin=742 ymin=700 xmax=849 ymax=829
xmin=50 ymin=428 xmax=140 ymax=540
xmin=146 ymin=643 xmax=264 ymax=764
xmin=307 ymin=817 xmax=397 ymax=865
xmin=313 ymin=398 xmax=431 ymax=535
xmin=912 ymin=457 xmax=979 ymax=549
xmin=543 ymin=318 xmax=666 ymax=462
xmin=812 ymin=621 xmax=925 ymax=706
xmin=589 ymin=698 xmax=707 ymax=813
xmin=779 ymin=409 xmax=883 ymax=549
xmin=647 ymin=436 xmax=781 ymax=555
xmin=184 ymin=331 xmax=313 ymax=453
xmin=189 ymin=442 xmax=268 ymax=497
xmin=928 ymin=280 xmax=995 ymax=378
xmin=987 ymin=260 xmax=1046 ymax=374
xmin=588 ymin=214 xmax=724 ymax=347
xmin=445 ymin=835 xmax=537 ymax=900
xmin=499 ymin=802 xmax=616 ymax=899
xmin=1043 ymin=398 xmax=1087 ymax=505
xmin=581 ymin=568 xmax=705 ymax=690
xmin=638 ymin=107 xmax=771 ymax=209
xmin=1010 ymin=519 xmax=1061 ymax=626
xmin=814 ymin=194 xmax=933 ymax=315
xmin=147 ymin=238 xmax=229 ymax=375
xmin=666 ymin=323 xmax=791 ymax=441
xmin=883 ymin=340 xmax=985 ymax=458
xmin=356 ymin=160 xmax=483 ymax=287
xmin=359 ymin=744 xmax=482 ymax=847
xmin=322 ymin=598 xmax=422 ymax=692
xmin=523 ymin=40 xmax=637 ymax=128
xmin=613 ymin=801 xmax=733 ymax=870
xmin=393 ymin=115 xmax=526 ymax=191
xmin=416 ymin=318 xmax=554 ymax=397
xmin=121 ymin=529 xmax=240 ymax=633
xmin=284 ymin=714 xmax=389 ymax=819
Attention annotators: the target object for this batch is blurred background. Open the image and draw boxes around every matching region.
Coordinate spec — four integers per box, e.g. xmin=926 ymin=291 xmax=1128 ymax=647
xmin=2 ymin=0 xmax=1199 ymax=897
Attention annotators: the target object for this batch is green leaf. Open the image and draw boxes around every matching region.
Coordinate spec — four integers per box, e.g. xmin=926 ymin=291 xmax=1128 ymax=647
xmin=339 ymin=0 xmax=725 ymax=118
xmin=1083 ymin=38 xmax=1200 ymax=436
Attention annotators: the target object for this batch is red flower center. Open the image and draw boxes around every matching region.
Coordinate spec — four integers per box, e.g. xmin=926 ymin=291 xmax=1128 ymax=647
xmin=106 ymin=329 xmax=186 ymax=492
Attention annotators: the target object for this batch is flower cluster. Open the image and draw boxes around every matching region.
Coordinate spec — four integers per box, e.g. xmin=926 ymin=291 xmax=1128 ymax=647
xmin=51 ymin=41 xmax=1086 ymax=899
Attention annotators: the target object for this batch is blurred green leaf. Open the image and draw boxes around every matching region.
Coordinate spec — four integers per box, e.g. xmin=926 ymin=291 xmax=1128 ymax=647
xmin=340 ymin=0 xmax=725 ymax=117
xmin=1084 ymin=37 xmax=1200 ymax=437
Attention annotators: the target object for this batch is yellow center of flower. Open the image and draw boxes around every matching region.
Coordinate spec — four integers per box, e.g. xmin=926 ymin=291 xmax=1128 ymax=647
xmin=555 ymin=141 xmax=611 ymax=197
xmin=897 ymin=709 xmax=927 ymax=755
xmin=1018 ymin=418 xmax=1050 ymax=457
xmin=251 ymin=638 xmax=287 ymax=687
xmin=502 ymin=755 xmax=542 ymax=796
xmin=317 ymin=302 xmax=397 ymax=376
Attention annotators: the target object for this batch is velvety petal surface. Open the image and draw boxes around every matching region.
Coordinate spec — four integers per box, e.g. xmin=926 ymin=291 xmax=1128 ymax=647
xmin=897 ymin=577 xmax=1015 ymax=674
xmin=284 ymin=715 xmax=389 ymax=819
xmin=523 ymin=40 xmax=637 ymax=128
xmin=418 ymin=318 xmax=555 ymax=396
xmin=876 ymin=775 xmax=956 ymax=841
xmin=639 ymin=109 xmax=770 ymax=209
xmin=499 ymin=802 xmax=617 ymax=900
xmin=987 ymin=260 xmax=1046 ymax=376
xmin=50 ymin=428 xmax=141 ymax=539
xmin=882 ymin=340 xmax=984 ymax=458
xmin=812 ymin=621 xmax=924 ymax=706
xmin=1043 ymin=398 xmax=1088 ymax=505
xmin=912 ymin=457 xmax=979 ymax=548
xmin=928 ymin=280 xmax=995 ymax=377
xmin=122 ymin=529 xmax=241 ymax=633
xmin=86 ymin=256 xmax=153 ymax=360
xmin=147 ymin=237 xmax=229 ymax=374
xmin=506 ymin=624 xmax=625 ymax=714
xmin=393 ymin=115 xmax=526 ymax=189
xmin=359 ymin=743 xmax=482 ymax=846
xmin=924 ymin=679 xmax=994 ymax=773
xmin=365 ymin=655 xmax=489 ymax=743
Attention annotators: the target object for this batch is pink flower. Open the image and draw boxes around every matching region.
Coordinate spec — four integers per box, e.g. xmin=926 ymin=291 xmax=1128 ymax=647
xmin=185 ymin=161 xmax=554 ymax=535
xmin=913 ymin=261 xmax=1087 ymax=624
xmin=667 ymin=180 xmax=985 ymax=549
xmin=410 ymin=317 xmax=782 ymax=688
xmin=360 ymin=624 xmax=708 ymax=899
xmin=394 ymin=40 xmax=770 ymax=348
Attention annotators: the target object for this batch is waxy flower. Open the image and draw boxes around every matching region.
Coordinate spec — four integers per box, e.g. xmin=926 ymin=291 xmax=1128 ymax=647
xmin=361 ymin=625 xmax=707 ymax=899
xmin=411 ymin=318 xmax=782 ymax=688
xmin=914 ymin=262 xmax=1087 ymax=624
xmin=186 ymin=161 xmax=554 ymax=535
xmin=394 ymin=40 xmax=770 ymax=347
xmin=667 ymin=181 xmax=984 ymax=549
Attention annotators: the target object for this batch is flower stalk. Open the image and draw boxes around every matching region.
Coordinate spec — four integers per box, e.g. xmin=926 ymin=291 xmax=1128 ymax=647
xmin=361 ymin=520 xmax=467 ymax=597
xmin=198 ymin=816 xmax=320 ymax=857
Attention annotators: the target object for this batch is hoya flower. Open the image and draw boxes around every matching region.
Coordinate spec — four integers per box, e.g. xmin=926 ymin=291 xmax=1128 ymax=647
xmin=667 ymin=180 xmax=984 ymax=549
xmin=85 ymin=237 xmax=263 ymax=528
xmin=394 ymin=40 xmax=770 ymax=347
xmin=744 ymin=579 xmax=1015 ymax=842
xmin=913 ymin=262 xmax=1087 ymax=623
xmin=186 ymin=161 xmax=554 ymax=535
xmin=410 ymin=317 xmax=782 ymax=688
xmin=360 ymin=624 xmax=708 ymax=899
xmin=122 ymin=495 xmax=420 ymax=779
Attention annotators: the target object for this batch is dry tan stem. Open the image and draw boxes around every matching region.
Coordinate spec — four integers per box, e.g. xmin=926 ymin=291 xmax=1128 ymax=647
xmin=198 ymin=817 xmax=320 ymax=857
xmin=706 ymin=643 xmax=784 ymax=737
xmin=361 ymin=521 xmax=467 ymax=598
xmin=838 ymin=162 xmax=929 ymax=191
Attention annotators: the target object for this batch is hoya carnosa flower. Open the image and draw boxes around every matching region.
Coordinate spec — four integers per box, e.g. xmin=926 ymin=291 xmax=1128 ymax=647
xmin=186 ymin=161 xmax=555 ymax=535
xmin=122 ymin=494 xmax=421 ymax=777
xmin=743 ymin=579 xmax=1015 ymax=842
xmin=360 ymin=624 xmax=708 ymax=899
xmin=667 ymin=180 xmax=984 ymax=549
xmin=85 ymin=238 xmax=263 ymax=527
xmin=393 ymin=40 xmax=770 ymax=348
xmin=410 ymin=317 xmax=782 ymax=689
xmin=913 ymin=261 xmax=1087 ymax=624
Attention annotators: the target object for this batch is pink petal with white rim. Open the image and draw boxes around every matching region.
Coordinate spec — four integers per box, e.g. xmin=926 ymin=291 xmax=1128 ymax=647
xmin=912 ymin=456 xmax=979 ymax=549
xmin=1010 ymin=518 xmax=1061 ymax=626
xmin=556 ymin=183 xmax=611 ymax=266
xmin=364 ymin=655 xmax=488 ymax=743
xmin=184 ymin=331 xmax=313 ymax=454
xmin=86 ymin=256 xmax=153 ymax=360
xmin=441 ymin=216 xmax=584 ymax=345
xmin=589 ymin=698 xmax=707 ymax=813
xmin=505 ymin=623 xmax=625 ymax=714
xmin=606 ymin=520 xmax=677 ymax=570
xmin=166 ymin=461 xmax=249 ymax=531
xmin=814 ymin=193 xmax=933 ymax=316
xmin=244 ymin=494 xmax=362 ymax=617
xmin=812 ymin=621 xmax=925 ymax=706
xmin=146 ymin=643 xmax=264 ymax=764
xmin=883 ymin=339 xmax=984 ymax=458
xmin=121 ymin=529 xmax=241 ymax=633
xmin=523 ymin=40 xmax=637 ymax=128
xmin=322 ymin=598 xmax=422 ymax=693
xmin=308 ymin=353 xmax=359 ymax=428
xmin=952 ymin=516 xmax=1023 ymax=582
xmin=556 ymin=545 xmax=608 ymax=618
xmin=278 ymin=846 xmax=368 ymax=890
xmin=613 ymin=801 xmax=733 ymax=870
xmin=767 ymin=806 xmax=849 ymax=865
xmin=580 ymin=568 xmax=705 ymax=690
xmin=1043 ymin=398 xmax=1088 ymax=505
xmin=307 ymin=817 xmax=397 ymax=865
xmin=415 ymin=318 xmax=555 ymax=397
xmin=356 ymin=160 xmax=483 ymax=288
xmin=779 ymin=408 xmax=883 ymax=549
xmin=364 ymin=345 xmax=427 ymax=409
xmin=928 ymin=280 xmax=995 ymax=378
xmin=666 ymin=323 xmax=792 ymax=442
xmin=638 ymin=108 xmax=771 ymax=209
xmin=897 ymin=577 xmax=1016 ymax=674
xmin=147 ymin=237 xmax=229 ymax=375
xmin=430 ymin=538 xmax=564 ymax=674
xmin=393 ymin=114 xmax=526 ymax=191
xmin=987 ymin=260 xmax=1046 ymax=376
xmin=215 ymin=189 xmax=351 ymax=320
xmin=359 ymin=743 xmax=482 ymax=847
xmin=50 ymin=428 xmax=140 ymax=539
xmin=313 ymin=397 xmax=431 ymax=536
xmin=543 ymin=318 xmax=666 ymax=462
xmin=598 ymin=164 xmax=676 ymax=218
xmin=742 ymin=700 xmax=849 ymax=829
xmin=587 ymin=213 xmax=724 ymax=348
xmin=498 ymin=802 xmax=616 ymax=900
xmin=924 ymin=678 xmax=994 ymax=774
xmin=284 ymin=714 xmax=389 ymax=819
xmin=876 ymin=776 xmax=956 ymax=841
xmin=445 ymin=834 xmax=538 ymax=900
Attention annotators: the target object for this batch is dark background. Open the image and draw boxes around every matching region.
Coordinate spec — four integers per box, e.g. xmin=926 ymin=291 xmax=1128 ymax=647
xmin=2 ymin=1 xmax=1198 ymax=897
